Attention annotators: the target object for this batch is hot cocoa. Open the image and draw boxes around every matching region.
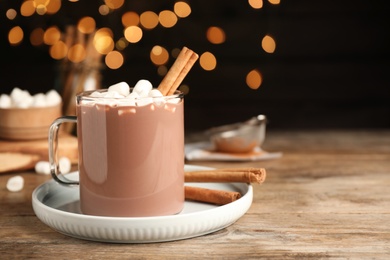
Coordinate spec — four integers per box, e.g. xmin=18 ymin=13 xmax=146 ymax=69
xmin=76 ymin=89 xmax=184 ymax=217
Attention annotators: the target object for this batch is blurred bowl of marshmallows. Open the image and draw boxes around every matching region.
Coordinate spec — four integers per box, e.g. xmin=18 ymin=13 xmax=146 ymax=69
xmin=208 ymin=115 xmax=267 ymax=153
xmin=0 ymin=87 xmax=62 ymax=140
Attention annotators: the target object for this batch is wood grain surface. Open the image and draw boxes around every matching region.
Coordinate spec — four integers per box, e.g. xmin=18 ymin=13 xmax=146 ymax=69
xmin=0 ymin=130 xmax=389 ymax=259
xmin=0 ymin=133 xmax=78 ymax=173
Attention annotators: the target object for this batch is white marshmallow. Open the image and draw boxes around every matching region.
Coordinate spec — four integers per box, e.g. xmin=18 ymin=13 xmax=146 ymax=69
xmin=35 ymin=161 xmax=51 ymax=175
xmin=12 ymin=89 xmax=33 ymax=108
xmin=127 ymin=100 xmax=137 ymax=106
xmin=148 ymin=89 xmax=165 ymax=106
xmin=31 ymin=93 xmax=47 ymax=107
xmin=46 ymin=89 xmax=62 ymax=106
xmin=136 ymin=97 xmax=153 ymax=106
xmin=3 ymin=88 xmax=63 ymax=108
xmin=126 ymin=92 xmax=139 ymax=99
xmin=148 ymin=89 xmax=163 ymax=98
xmin=59 ymin=156 xmax=71 ymax=174
xmin=6 ymin=175 xmax=24 ymax=192
xmin=133 ymin=80 xmax=153 ymax=98
xmin=123 ymin=92 xmax=139 ymax=106
xmin=90 ymin=91 xmax=104 ymax=98
xmin=108 ymin=82 xmax=130 ymax=96
xmin=167 ymin=97 xmax=181 ymax=104
xmin=102 ymin=91 xmax=124 ymax=98
xmin=15 ymin=95 xmax=33 ymax=108
xmin=10 ymin=87 xmax=24 ymax=102
xmin=0 ymin=94 xmax=12 ymax=108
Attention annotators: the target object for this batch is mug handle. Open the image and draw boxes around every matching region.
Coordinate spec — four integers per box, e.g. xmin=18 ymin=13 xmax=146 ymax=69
xmin=48 ymin=116 xmax=79 ymax=185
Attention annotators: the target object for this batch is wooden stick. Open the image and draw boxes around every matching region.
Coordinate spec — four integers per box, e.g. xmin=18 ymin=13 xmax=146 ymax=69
xmin=185 ymin=168 xmax=266 ymax=184
xmin=157 ymin=46 xmax=198 ymax=96
xmin=185 ymin=186 xmax=241 ymax=205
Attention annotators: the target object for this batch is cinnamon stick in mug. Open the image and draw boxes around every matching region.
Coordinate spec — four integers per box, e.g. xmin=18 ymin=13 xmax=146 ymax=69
xmin=185 ymin=168 xmax=266 ymax=184
xmin=157 ymin=46 xmax=198 ymax=96
xmin=167 ymin=51 xmax=199 ymax=96
xmin=185 ymin=186 xmax=241 ymax=205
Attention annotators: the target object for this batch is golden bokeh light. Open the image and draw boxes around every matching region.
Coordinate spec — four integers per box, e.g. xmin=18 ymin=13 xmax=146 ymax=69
xmin=46 ymin=0 xmax=61 ymax=14
xmin=122 ymin=12 xmax=139 ymax=27
xmin=199 ymin=52 xmax=217 ymax=71
xmin=171 ymin=48 xmax=181 ymax=58
xmin=30 ymin=27 xmax=44 ymax=46
xmin=268 ymin=0 xmax=281 ymax=5
xmin=19 ymin=0 xmax=62 ymax=16
xmin=68 ymin=43 xmax=86 ymax=63
xmin=115 ymin=37 xmax=128 ymax=51
xmin=105 ymin=51 xmax=124 ymax=69
xmin=104 ymin=0 xmax=124 ymax=10
xmin=98 ymin=5 xmax=110 ymax=15
xmin=95 ymin=27 xmax=113 ymax=38
xmin=36 ymin=5 xmax=47 ymax=15
xmin=178 ymin=84 xmax=190 ymax=95
xmin=20 ymin=1 xmax=35 ymax=17
xmin=93 ymin=28 xmax=114 ymax=54
xmin=246 ymin=69 xmax=262 ymax=89
xmin=159 ymin=10 xmax=178 ymax=28
xmin=94 ymin=35 xmax=114 ymax=54
xmin=124 ymin=26 xmax=143 ymax=43
xmin=8 ymin=26 xmax=24 ymax=46
xmin=43 ymin=26 xmax=61 ymax=45
xmin=206 ymin=26 xmax=226 ymax=44
xmin=77 ymin=16 xmax=96 ymax=34
xmin=34 ymin=0 xmax=49 ymax=5
xmin=261 ymin=35 xmax=276 ymax=53
xmin=50 ymin=41 xmax=68 ymax=60
xmin=150 ymin=45 xmax=169 ymax=65
xmin=140 ymin=11 xmax=159 ymax=30
xmin=6 ymin=9 xmax=17 ymax=20
xmin=174 ymin=2 xmax=191 ymax=18
xmin=157 ymin=65 xmax=168 ymax=76
xmin=248 ymin=0 xmax=263 ymax=9
xmin=34 ymin=0 xmax=50 ymax=15
xmin=6 ymin=0 xmax=276 ymax=81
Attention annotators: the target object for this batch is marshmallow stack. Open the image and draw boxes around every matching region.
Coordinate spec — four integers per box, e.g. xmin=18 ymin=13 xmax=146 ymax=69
xmin=88 ymin=80 xmax=180 ymax=107
xmin=0 ymin=87 xmax=62 ymax=109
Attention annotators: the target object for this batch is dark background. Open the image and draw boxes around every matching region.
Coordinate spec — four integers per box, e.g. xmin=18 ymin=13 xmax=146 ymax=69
xmin=1 ymin=0 xmax=389 ymax=131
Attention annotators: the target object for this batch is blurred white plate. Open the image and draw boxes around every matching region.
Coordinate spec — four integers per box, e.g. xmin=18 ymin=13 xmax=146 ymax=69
xmin=32 ymin=165 xmax=253 ymax=243
xmin=185 ymin=142 xmax=282 ymax=161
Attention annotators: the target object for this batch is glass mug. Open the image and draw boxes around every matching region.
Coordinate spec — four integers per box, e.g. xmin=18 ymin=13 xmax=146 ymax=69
xmin=48 ymin=89 xmax=185 ymax=217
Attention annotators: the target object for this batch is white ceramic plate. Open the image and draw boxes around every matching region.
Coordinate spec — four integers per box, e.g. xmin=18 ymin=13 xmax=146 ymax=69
xmin=32 ymin=165 xmax=253 ymax=243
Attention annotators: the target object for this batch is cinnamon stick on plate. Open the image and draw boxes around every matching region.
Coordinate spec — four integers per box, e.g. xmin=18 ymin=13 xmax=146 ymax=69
xmin=185 ymin=168 xmax=266 ymax=184
xmin=183 ymin=168 xmax=266 ymax=205
xmin=157 ymin=46 xmax=199 ymax=96
xmin=185 ymin=186 xmax=241 ymax=206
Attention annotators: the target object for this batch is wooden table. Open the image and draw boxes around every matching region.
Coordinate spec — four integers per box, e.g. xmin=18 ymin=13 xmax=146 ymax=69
xmin=1 ymin=130 xmax=389 ymax=259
